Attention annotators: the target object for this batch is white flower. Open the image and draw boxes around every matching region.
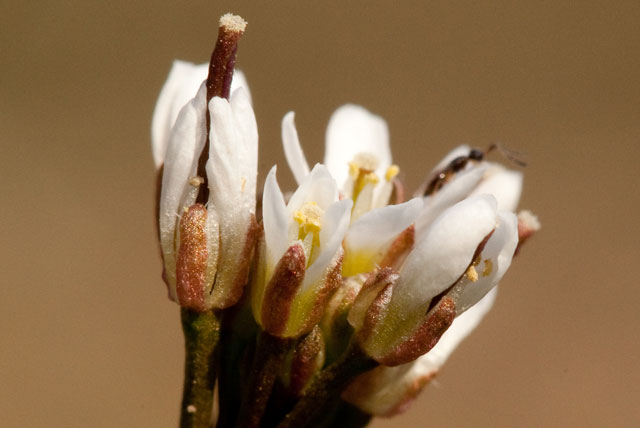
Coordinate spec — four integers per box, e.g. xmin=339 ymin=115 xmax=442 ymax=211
xmin=155 ymin=73 xmax=257 ymax=310
xmin=251 ymin=165 xmax=352 ymax=337
xmin=349 ymin=192 xmax=518 ymax=366
xmin=282 ymin=105 xmax=397 ymax=220
xmin=282 ymin=105 xmax=423 ymax=276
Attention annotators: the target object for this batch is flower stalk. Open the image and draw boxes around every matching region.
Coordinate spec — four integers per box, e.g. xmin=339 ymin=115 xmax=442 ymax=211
xmin=276 ymin=342 xmax=377 ymax=428
xmin=179 ymin=308 xmax=221 ymax=428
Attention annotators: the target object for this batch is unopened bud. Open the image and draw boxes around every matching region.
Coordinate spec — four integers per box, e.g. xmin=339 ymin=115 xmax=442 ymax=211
xmin=284 ymin=326 xmax=325 ymax=397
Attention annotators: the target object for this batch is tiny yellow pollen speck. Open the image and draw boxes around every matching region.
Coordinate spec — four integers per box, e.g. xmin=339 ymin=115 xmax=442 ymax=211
xmin=385 ymin=165 xmax=399 ymax=181
xmin=186 ymin=405 xmax=197 ymax=413
xmin=466 ymin=265 xmax=479 ymax=282
xmin=189 ymin=176 xmax=204 ymax=187
xmin=482 ymin=259 xmax=493 ymax=277
xmin=241 ymin=177 xmax=246 ymax=192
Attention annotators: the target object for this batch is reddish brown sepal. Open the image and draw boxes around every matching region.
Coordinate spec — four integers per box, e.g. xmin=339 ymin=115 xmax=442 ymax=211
xmin=356 ymin=268 xmax=398 ymax=343
xmin=261 ymin=244 xmax=306 ymax=336
xmin=376 ymin=297 xmax=456 ymax=366
xmin=303 ymin=253 xmax=345 ymax=334
xmin=176 ymin=204 xmax=209 ymax=312
xmin=289 ymin=326 xmax=324 ymax=396
xmin=379 ymin=225 xmax=415 ymax=270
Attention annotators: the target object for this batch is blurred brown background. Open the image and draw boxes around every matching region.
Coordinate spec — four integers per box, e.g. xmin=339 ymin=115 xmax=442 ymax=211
xmin=2 ymin=1 xmax=639 ymax=427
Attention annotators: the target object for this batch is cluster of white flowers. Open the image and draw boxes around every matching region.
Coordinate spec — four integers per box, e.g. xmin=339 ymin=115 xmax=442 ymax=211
xmin=152 ymin=14 xmax=539 ymax=422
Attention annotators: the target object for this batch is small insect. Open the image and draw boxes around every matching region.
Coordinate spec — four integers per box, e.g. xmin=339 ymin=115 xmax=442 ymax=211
xmin=419 ymin=144 xmax=526 ymax=197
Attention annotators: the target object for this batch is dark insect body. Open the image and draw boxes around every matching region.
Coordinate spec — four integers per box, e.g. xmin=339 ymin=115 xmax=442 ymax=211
xmin=421 ymin=144 xmax=526 ymax=196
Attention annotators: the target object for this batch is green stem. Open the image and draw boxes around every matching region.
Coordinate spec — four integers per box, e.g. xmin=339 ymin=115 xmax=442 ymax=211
xmin=180 ymin=308 xmax=221 ymax=428
xmin=216 ymin=304 xmax=259 ymax=428
xmin=235 ymin=331 xmax=292 ymax=428
xmin=276 ymin=343 xmax=377 ymax=428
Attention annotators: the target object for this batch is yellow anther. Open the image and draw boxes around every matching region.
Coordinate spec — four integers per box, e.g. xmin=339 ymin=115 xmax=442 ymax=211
xmin=348 ymin=162 xmax=360 ymax=180
xmin=482 ymin=259 xmax=493 ymax=277
xmin=293 ymin=201 xmax=323 ymax=235
xmin=466 ymin=265 xmax=479 ymax=282
xmin=385 ymin=165 xmax=399 ymax=181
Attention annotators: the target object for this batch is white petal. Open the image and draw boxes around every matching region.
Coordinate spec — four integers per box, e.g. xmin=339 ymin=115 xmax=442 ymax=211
xmin=282 ymin=112 xmax=311 ymax=185
xmin=415 ymin=165 xmax=488 ymax=236
xmin=262 ymin=167 xmax=289 ymax=270
xmin=287 ymin=164 xmax=339 ymax=214
xmin=207 ymin=96 xmax=255 ymax=214
xmin=229 ymin=87 xmax=259 ymax=206
xmin=152 ymin=61 xmax=208 ymax=167
xmin=455 ymin=212 xmax=518 ymax=312
xmin=324 ymin=105 xmax=391 ymax=190
xmin=303 ymin=198 xmax=353 ymax=289
xmin=391 ymin=195 xmax=498 ymax=319
xmin=470 ymin=165 xmax=523 ymax=212
xmin=152 ymin=63 xmax=250 ymax=168
xmin=205 ymin=95 xmax=258 ymax=299
xmin=345 ymin=198 xmax=423 ymax=259
xmin=158 ymin=83 xmax=207 ymax=294
xmin=230 ymin=69 xmax=252 ymax=105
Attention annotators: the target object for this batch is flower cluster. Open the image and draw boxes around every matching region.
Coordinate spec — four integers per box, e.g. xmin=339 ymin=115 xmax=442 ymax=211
xmin=152 ymin=14 xmax=539 ymax=428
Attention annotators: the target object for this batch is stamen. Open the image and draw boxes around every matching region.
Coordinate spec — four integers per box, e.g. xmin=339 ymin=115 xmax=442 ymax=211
xmin=465 ymin=265 xmax=479 ymax=282
xmin=195 ymin=13 xmax=247 ymax=204
xmin=385 ymin=165 xmax=399 ymax=181
xmin=482 ymin=259 xmax=493 ymax=277
xmin=293 ymin=201 xmax=323 ymax=235
xmin=349 ymin=153 xmax=381 ymax=203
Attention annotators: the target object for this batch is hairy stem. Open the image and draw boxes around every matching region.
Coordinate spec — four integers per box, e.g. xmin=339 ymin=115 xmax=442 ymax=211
xmin=180 ymin=308 xmax=221 ymax=428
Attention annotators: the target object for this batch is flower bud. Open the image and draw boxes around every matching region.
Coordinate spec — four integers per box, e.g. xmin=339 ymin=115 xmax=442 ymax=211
xmin=281 ymin=326 xmax=326 ymax=397
xmin=153 ymin=17 xmax=258 ymax=311
xmin=320 ymin=275 xmax=365 ymax=363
